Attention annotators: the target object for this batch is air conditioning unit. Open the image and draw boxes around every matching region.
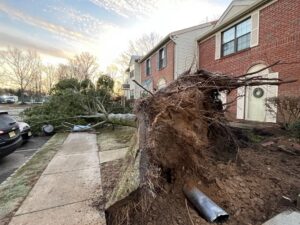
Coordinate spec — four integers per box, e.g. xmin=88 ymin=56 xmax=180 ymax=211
xmin=122 ymin=84 xmax=130 ymax=90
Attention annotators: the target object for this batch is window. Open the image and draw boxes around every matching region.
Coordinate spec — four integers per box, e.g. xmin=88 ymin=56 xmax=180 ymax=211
xmin=130 ymin=70 xmax=134 ymax=78
xmin=130 ymin=90 xmax=134 ymax=99
xmin=157 ymin=78 xmax=166 ymax=90
xmin=146 ymin=59 xmax=151 ymax=75
xmin=222 ymin=18 xmax=251 ymax=56
xmin=158 ymin=47 xmax=167 ymax=69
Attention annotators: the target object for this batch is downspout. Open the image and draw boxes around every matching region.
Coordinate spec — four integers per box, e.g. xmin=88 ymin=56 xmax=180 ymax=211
xmin=183 ymin=181 xmax=229 ymax=223
xmin=170 ymin=35 xmax=176 ymax=80
xmin=243 ymin=86 xmax=247 ymax=120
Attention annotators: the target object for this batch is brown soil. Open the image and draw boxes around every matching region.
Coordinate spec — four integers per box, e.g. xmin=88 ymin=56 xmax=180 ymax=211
xmin=106 ymin=134 xmax=300 ymax=225
xmin=105 ymin=70 xmax=300 ymax=225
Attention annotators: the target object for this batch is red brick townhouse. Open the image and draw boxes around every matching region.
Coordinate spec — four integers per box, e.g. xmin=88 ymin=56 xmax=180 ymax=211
xmin=197 ymin=0 xmax=300 ymax=123
xmin=139 ymin=22 xmax=215 ymax=92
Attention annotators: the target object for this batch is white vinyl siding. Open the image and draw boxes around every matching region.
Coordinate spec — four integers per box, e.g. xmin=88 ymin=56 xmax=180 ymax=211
xmin=174 ymin=24 xmax=213 ymax=79
xmin=126 ymin=61 xmax=142 ymax=99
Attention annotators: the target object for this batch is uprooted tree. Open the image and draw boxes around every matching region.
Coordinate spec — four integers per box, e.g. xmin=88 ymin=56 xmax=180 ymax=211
xmin=104 ymin=63 xmax=296 ymax=225
xmin=22 ymin=75 xmax=133 ymax=133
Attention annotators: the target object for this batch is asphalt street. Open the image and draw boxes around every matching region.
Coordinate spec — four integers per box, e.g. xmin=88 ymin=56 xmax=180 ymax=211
xmin=0 ymin=136 xmax=51 ymax=184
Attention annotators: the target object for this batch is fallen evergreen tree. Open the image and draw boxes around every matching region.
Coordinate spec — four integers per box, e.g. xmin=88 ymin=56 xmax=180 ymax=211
xmin=22 ymin=77 xmax=133 ymax=133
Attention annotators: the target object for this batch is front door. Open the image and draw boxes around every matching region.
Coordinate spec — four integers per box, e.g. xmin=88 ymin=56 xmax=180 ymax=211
xmin=243 ymin=64 xmax=278 ymax=123
xmin=245 ymin=85 xmax=268 ymax=122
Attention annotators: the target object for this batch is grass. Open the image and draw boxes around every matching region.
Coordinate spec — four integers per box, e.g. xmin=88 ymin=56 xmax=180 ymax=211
xmin=97 ymin=126 xmax=136 ymax=152
xmin=96 ymin=126 xmax=139 ymax=209
xmin=0 ymin=133 xmax=68 ymax=224
xmin=246 ymin=130 xmax=266 ymax=143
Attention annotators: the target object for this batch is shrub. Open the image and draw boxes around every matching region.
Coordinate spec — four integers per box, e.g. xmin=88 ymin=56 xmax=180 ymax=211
xmin=266 ymin=96 xmax=300 ymax=128
xmin=289 ymin=120 xmax=300 ymax=139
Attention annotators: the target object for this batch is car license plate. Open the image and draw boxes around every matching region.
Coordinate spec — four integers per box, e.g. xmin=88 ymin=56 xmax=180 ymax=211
xmin=28 ymin=131 xmax=32 ymax=136
xmin=9 ymin=131 xmax=16 ymax=138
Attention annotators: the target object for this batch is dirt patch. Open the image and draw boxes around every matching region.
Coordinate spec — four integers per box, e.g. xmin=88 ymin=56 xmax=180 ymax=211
xmin=105 ymin=70 xmax=299 ymax=225
xmin=106 ymin=131 xmax=300 ymax=225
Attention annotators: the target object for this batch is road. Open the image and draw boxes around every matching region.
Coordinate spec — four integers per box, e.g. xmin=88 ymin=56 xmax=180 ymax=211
xmin=0 ymin=136 xmax=51 ymax=184
xmin=0 ymin=103 xmax=48 ymax=184
xmin=0 ymin=104 xmax=30 ymax=121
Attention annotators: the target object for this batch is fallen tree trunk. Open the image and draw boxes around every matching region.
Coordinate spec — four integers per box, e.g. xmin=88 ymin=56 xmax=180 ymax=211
xmin=79 ymin=113 xmax=137 ymax=127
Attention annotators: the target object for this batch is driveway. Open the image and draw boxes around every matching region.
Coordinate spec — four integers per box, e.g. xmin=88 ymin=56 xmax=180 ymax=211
xmin=0 ymin=136 xmax=51 ymax=184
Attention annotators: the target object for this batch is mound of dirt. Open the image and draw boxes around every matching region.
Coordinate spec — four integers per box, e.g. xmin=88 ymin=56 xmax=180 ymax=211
xmin=105 ymin=70 xmax=299 ymax=225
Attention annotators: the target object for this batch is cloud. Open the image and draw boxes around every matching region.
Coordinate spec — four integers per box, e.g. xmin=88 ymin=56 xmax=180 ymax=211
xmin=48 ymin=5 xmax=117 ymax=36
xmin=0 ymin=31 xmax=71 ymax=59
xmin=0 ymin=0 xmax=230 ymax=70
xmin=0 ymin=2 xmax=91 ymax=43
xmin=89 ymin=0 xmax=157 ymax=18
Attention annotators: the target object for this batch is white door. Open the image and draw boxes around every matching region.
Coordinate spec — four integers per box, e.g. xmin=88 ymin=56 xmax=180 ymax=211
xmin=245 ymin=85 xmax=268 ymax=122
xmin=244 ymin=64 xmax=278 ymax=122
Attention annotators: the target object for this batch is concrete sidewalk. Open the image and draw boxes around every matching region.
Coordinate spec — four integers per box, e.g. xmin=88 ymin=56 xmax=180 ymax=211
xmin=9 ymin=133 xmax=106 ymax=225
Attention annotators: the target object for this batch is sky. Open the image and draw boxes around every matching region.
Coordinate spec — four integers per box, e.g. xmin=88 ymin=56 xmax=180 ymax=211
xmin=0 ymin=0 xmax=231 ymax=71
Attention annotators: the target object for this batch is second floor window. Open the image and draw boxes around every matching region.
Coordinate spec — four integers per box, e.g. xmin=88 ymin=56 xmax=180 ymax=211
xmin=146 ymin=59 xmax=151 ymax=75
xmin=222 ymin=18 xmax=251 ymax=56
xmin=130 ymin=70 xmax=134 ymax=78
xmin=158 ymin=47 xmax=167 ymax=69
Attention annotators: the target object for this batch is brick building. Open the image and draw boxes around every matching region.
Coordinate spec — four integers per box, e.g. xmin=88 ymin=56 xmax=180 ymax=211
xmin=139 ymin=22 xmax=215 ymax=92
xmin=197 ymin=0 xmax=300 ymax=122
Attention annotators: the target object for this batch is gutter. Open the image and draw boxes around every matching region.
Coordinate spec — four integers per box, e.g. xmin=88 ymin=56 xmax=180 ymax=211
xmin=140 ymin=22 xmax=215 ymax=63
xmin=197 ymin=0 xmax=272 ymax=42
xmin=139 ymin=35 xmax=171 ymax=63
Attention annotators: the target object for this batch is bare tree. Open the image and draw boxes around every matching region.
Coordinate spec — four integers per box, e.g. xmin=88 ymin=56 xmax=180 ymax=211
xmin=119 ymin=32 xmax=162 ymax=69
xmin=43 ymin=65 xmax=59 ymax=94
xmin=56 ymin=64 xmax=72 ymax=80
xmin=0 ymin=47 xmax=41 ymax=102
xmin=69 ymin=52 xmax=98 ymax=80
xmin=106 ymin=64 xmax=119 ymax=79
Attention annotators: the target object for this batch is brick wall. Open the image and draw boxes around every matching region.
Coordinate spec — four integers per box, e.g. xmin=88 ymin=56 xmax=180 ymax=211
xmin=198 ymin=0 xmax=300 ymax=119
xmin=141 ymin=41 xmax=175 ymax=90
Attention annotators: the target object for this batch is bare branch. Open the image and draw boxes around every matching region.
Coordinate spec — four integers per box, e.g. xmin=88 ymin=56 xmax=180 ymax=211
xmin=133 ymin=79 xmax=154 ymax=96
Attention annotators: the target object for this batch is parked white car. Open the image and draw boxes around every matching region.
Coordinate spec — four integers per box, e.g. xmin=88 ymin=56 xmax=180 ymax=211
xmin=17 ymin=122 xmax=32 ymax=141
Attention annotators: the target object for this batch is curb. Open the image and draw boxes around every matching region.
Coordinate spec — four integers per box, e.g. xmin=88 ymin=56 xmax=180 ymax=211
xmin=0 ymin=134 xmax=61 ymax=187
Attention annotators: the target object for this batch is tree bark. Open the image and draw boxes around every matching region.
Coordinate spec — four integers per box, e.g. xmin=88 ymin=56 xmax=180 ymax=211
xmin=80 ymin=113 xmax=137 ymax=127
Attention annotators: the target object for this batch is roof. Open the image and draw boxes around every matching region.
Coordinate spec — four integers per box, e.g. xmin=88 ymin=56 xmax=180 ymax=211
xmin=126 ymin=55 xmax=142 ymax=72
xmin=139 ymin=21 xmax=216 ymax=63
xmin=216 ymin=0 xmax=257 ymax=26
xmin=197 ymin=0 xmax=271 ymax=42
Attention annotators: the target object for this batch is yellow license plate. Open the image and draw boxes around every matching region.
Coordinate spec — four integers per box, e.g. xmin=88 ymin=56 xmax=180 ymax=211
xmin=9 ymin=131 xmax=16 ymax=138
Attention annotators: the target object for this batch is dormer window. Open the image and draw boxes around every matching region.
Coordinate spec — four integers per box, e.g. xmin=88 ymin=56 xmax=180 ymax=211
xmin=222 ymin=18 xmax=251 ymax=56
